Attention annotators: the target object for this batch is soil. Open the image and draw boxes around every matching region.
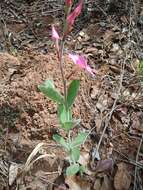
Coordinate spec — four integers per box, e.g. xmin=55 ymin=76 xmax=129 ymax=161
xmin=0 ymin=0 xmax=143 ymax=190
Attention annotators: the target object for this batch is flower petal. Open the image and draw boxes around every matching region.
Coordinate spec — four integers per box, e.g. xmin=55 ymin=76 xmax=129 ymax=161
xmin=86 ymin=65 xmax=95 ymax=76
xmin=76 ymin=55 xmax=87 ymax=69
xmin=52 ymin=25 xmax=60 ymax=40
xmin=69 ymin=53 xmax=95 ymax=76
xmin=69 ymin=53 xmax=79 ymax=64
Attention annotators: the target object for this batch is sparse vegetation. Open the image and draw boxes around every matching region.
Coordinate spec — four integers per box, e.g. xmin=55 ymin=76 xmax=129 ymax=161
xmin=0 ymin=0 xmax=143 ymax=189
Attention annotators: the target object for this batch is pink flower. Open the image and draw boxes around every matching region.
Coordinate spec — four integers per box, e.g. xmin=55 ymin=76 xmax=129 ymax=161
xmin=52 ymin=25 xmax=60 ymax=40
xmin=67 ymin=0 xmax=83 ymax=27
xmin=69 ymin=53 xmax=95 ymax=76
xmin=52 ymin=25 xmax=60 ymax=58
xmin=65 ymin=0 xmax=73 ymax=6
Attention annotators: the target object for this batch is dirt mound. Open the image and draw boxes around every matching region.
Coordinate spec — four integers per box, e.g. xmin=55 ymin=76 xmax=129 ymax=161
xmin=0 ymin=52 xmax=96 ymax=140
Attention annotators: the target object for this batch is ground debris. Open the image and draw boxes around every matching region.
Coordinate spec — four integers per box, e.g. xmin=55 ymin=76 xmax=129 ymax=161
xmin=0 ymin=0 xmax=143 ymax=189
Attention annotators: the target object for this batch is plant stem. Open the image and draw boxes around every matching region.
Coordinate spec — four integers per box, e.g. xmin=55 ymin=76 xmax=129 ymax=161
xmin=59 ymin=40 xmax=67 ymax=109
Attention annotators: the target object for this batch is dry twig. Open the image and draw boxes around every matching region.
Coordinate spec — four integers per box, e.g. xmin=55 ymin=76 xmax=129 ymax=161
xmin=96 ymin=64 xmax=124 ymax=156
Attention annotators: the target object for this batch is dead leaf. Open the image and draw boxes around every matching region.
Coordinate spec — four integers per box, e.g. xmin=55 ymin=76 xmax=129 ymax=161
xmin=96 ymin=94 xmax=108 ymax=112
xmin=109 ymin=65 xmax=121 ymax=74
xmin=65 ymin=176 xmax=82 ymax=190
xmin=130 ymin=112 xmax=143 ymax=133
xmin=9 ymin=162 xmax=19 ymax=186
xmin=93 ymin=178 xmax=102 ymax=190
xmin=95 ymin=159 xmax=113 ymax=173
xmin=93 ymin=175 xmax=113 ymax=190
xmin=103 ymin=30 xmax=115 ymax=43
xmin=54 ymin=184 xmax=67 ymax=190
xmin=95 ymin=117 xmax=102 ymax=133
xmin=101 ymin=175 xmax=113 ymax=190
xmin=90 ymin=86 xmax=100 ymax=100
xmin=79 ymin=153 xmax=89 ymax=167
xmin=85 ymin=47 xmax=98 ymax=54
xmin=114 ymin=162 xmax=131 ymax=190
xmin=78 ymin=151 xmax=93 ymax=175
xmin=65 ymin=176 xmax=91 ymax=190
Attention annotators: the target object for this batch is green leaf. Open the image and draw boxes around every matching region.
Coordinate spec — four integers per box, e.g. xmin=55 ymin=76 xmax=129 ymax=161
xmin=67 ymin=80 xmax=80 ymax=108
xmin=62 ymin=119 xmax=81 ymax=130
xmin=71 ymin=132 xmax=88 ymax=148
xmin=58 ymin=104 xmax=71 ymax=123
xmin=66 ymin=164 xmax=79 ymax=176
xmin=70 ymin=147 xmax=80 ymax=162
xmin=79 ymin=165 xmax=86 ymax=176
xmin=53 ymin=134 xmax=69 ymax=151
xmin=38 ymin=79 xmax=64 ymax=104
xmin=58 ymin=104 xmax=73 ymax=130
xmin=62 ymin=121 xmax=74 ymax=130
xmin=58 ymin=104 xmax=80 ymax=130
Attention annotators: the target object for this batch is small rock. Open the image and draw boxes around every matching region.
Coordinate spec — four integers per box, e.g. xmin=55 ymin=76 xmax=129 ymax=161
xmin=79 ymin=31 xmax=85 ymax=37
xmin=9 ymin=163 xmax=19 ymax=186
xmin=111 ymin=44 xmax=120 ymax=52
xmin=76 ymin=43 xmax=83 ymax=50
xmin=90 ymin=86 xmax=99 ymax=99
xmin=77 ymin=36 xmax=82 ymax=42
xmin=99 ymin=22 xmax=106 ymax=27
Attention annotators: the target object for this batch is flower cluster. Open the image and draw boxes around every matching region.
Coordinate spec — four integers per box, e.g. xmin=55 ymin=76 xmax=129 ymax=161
xmin=52 ymin=0 xmax=95 ymax=76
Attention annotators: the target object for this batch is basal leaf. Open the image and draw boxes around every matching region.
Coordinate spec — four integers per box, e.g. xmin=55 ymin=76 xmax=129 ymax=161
xmin=38 ymin=79 xmax=64 ymax=104
xmin=67 ymin=80 xmax=80 ymax=108
xmin=71 ymin=132 xmax=88 ymax=147
xmin=53 ymin=134 xmax=69 ymax=151
xmin=70 ymin=147 xmax=80 ymax=162
xmin=66 ymin=164 xmax=79 ymax=176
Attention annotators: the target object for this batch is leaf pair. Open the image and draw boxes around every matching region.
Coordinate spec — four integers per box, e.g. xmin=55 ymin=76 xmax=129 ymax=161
xmin=39 ymin=79 xmax=79 ymax=108
xmin=53 ymin=132 xmax=87 ymax=150
xmin=39 ymin=79 xmax=80 ymax=130
xmin=53 ymin=132 xmax=88 ymax=176
xmin=69 ymin=132 xmax=87 ymax=163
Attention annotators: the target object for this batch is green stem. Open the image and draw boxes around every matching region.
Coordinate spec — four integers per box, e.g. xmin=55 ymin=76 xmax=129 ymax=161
xmin=59 ymin=40 xmax=67 ymax=110
xmin=59 ymin=4 xmax=72 ymax=110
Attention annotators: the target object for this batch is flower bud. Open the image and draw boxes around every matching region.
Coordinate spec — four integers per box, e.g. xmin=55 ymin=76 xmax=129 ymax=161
xmin=65 ymin=0 xmax=72 ymax=6
xmin=67 ymin=0 xmax=83 ymax=28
